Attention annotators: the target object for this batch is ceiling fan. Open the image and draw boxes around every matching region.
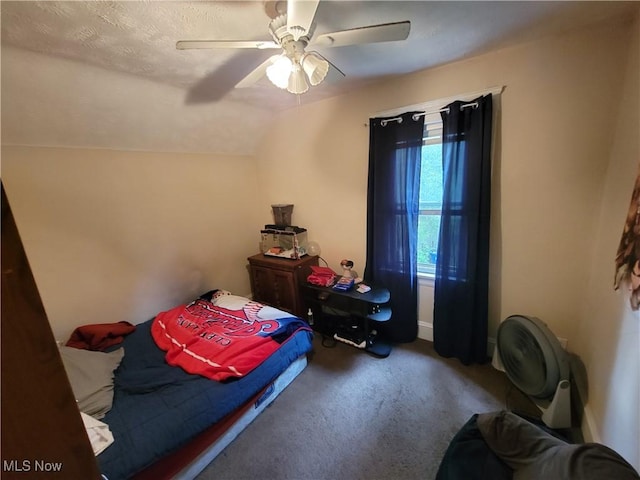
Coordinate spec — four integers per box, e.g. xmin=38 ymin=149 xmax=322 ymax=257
xmin=176 ymin=0 xmax=411 ymax=95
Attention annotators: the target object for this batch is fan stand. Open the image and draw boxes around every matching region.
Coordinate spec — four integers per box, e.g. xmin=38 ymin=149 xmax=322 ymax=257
xmin=537 ymin=379 xmax=571 ymax=429
xmin=492 ymin=347 xmax=572 ymax=429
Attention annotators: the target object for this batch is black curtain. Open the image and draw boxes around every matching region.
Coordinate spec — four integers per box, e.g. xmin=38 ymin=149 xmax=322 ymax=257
xmin=433 ymin=94 xmax=493 ymax=365
xmin=365 ymin=112 xmax=425 ymax=343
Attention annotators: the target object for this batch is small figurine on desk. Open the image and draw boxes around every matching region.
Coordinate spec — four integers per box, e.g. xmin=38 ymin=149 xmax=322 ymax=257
xmin=333 ymin=259 xmax=357 ymax=292
xmin=340 ymin=259 xmax=356 ymax=279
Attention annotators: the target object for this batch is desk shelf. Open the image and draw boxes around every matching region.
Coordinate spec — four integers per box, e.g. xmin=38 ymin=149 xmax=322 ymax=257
xmin=302 ymin=282 xmax=392 ymax=357
xmin=367 ymin=307 xmax=392 ymax=323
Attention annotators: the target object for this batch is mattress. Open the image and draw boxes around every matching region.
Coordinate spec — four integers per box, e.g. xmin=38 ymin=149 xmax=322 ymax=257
xmin=98 ymin=313 xmax=312 ymax=480
xmin=136 ymin=355 xmax=308 ymax=480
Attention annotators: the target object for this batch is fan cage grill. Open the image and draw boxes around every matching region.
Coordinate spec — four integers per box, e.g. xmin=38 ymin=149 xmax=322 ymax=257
xmin=497 ymin=315 xmax=566 ymax=399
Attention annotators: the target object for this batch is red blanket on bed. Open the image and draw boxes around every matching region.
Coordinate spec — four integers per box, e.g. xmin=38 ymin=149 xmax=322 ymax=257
xmin=66 ymin=321 xmax=136 ymax=351
xmin=151 ymin=296 xmax=310 ymax=381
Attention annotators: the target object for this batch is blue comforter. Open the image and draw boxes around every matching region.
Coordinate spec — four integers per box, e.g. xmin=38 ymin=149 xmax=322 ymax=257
xmin=98 ymin=318 xmax=312 ymax=480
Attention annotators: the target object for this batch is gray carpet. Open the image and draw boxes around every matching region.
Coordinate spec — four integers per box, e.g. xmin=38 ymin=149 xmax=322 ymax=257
xmin=196 ymin=334 xmax=538 ymax=480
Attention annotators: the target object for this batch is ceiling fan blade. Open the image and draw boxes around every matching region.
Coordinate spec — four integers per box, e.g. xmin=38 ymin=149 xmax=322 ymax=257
xmin=326 ymin=61 xmax=346 ymax=83
xmin=287 ymin=0 xmax=320 ymax=39
xmin=176 ymin=40 xmax=279 ymax=50
xmin=185 ymin=50 xmax=274 ymax=104
xmin=311 ymin=51 xmax=345 ymax=83
xmin=235 ymin=55 xmax=280 ymax=88
xmin=312 ymin=21 xmax=411 ymax=48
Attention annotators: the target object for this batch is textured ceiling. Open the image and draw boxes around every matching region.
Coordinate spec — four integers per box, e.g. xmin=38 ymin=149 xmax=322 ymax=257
xmin=1 ymin=1 xmax=636 ymax=155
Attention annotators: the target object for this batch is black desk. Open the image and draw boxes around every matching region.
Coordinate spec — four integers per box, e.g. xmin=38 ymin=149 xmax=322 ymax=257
xmin=302 ymin=281 xmax=392 ymax=357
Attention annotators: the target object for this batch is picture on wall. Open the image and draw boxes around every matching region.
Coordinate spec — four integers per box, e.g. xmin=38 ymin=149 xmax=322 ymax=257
xmin=614 ymin=164 xmax=640 ymax=310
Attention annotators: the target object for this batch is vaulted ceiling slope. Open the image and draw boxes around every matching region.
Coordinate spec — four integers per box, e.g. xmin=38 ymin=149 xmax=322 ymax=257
xmin=1 ymin=1 xmax=635 ymax=155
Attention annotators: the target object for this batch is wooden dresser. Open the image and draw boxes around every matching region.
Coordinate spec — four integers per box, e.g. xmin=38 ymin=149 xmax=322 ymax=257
xmin=248 ymin=253 xmax=318 ymax=318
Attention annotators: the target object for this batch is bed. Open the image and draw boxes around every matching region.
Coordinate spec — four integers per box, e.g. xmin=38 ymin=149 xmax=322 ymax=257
xmin=62 ymin=290 xmax=313 ymax=480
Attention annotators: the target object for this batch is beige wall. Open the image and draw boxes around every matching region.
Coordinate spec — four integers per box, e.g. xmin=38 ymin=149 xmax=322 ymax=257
xmin=573 ymin=11 xmax=640 ymax=468
xmin=258 ymin=17 xmax=631 ymax=338
xmin=2 ymin=147 xmax=263 ymax=341
xmin=256 ymin=15 xmax=639 ymax=469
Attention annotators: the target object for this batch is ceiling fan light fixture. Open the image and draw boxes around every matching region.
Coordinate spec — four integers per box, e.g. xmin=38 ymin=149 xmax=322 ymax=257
xmin=266 ymin=55 xmax=293 ymax=89
xmin=301 ymin=52 xmax=329 ymax=86
xmin=178 ymin=2 xmax=411 ymax=96
xmin=287 ymin=63 xmax=309 ymax=94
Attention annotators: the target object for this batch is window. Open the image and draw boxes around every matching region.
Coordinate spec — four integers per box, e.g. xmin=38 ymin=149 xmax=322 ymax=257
xmin=372 ymin=86 xmax=500 ymax=277
xmin=417 ymin=113 xmax=443 ymax=275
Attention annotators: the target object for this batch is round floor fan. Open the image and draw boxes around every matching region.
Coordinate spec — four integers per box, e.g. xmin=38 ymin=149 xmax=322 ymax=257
xmin=495 ymin=315 xmax=572 ymax=429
